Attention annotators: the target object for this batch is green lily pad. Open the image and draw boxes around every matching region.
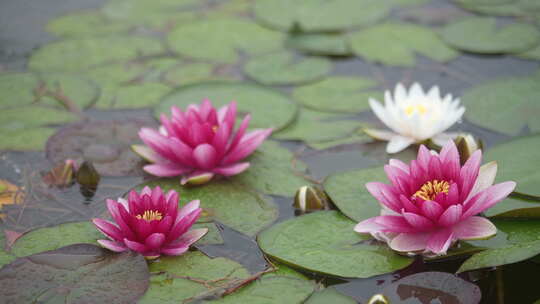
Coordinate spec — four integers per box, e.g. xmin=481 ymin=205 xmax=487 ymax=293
xmin=95 ymin=83 xmax=172 ymax=109
xmin=286 ymin=33 xmax=351 ymax=56
xmin=441 ymin=17 xmax=540 ymax=54
xmin=293 ymin=76 xmax=381 ymax=113
xmin=305 ymin=288 xmax=357 ymax=304
xmin=454 ymin=0 xmax=539 ymax=17
xmin=258 ymin=211 xmax=413 ymax=278
xmin=86 ymin=63 xmax=148 ymax=85
xmin=141 ymin=251 xmax=250 ymax=304
xmin=155 ymin=82 xmax=298 ymax=131
xmin=349 ymin=22 xmax=458 ymax=66
xmin=324 ymin=166 xmax=385 ymax=222
xmin=516 ymin=44 xmax=540 ymax=60
xmin=484 ymin=135 xmax=540 ymax=198
xmin=0 ymin=127 xmax=57 ymax=151
xmin=193 ymin=222 xmax=224 ymax=245
xmin=253 ymin=0 xmax=390 ymax=32
xmin=47 ymin=10 xmax=131 ymax=37
xmin=102 ymin=0 xmax=198 ymax=27
xmin=243 ymin=52 xmax=332 ymax=86
xmin=485 ymin=197 xmax=540 ymax=218
xmin=462 ymin=75 xmax=540 ymax=135
xmin=139 ymin=178 xmax=278 ymax=236
xmin=307 ymin=132 xmax=370 ymax=150
xmin=0 ymin=244 xmax=149 ymax=303
xmin=0 ymin=232 xmax=15 ymax=267
xmin=167 ymin=18 xmax=285 ymax=63
xmin=458 ymin=219 xmax=540 ymax=272
xmin=11 ymin=221 xmax=101 ymax=257
xmin=381 ymin=272 xmax=481 ymax=304
xmin=29 ymin=36 xmax=164 ymax=71
xmin=163 ymin=63 xmax=238 ymax=87
xmin=232 ymin=141 xmax=311 ymax=197
xmin=272 ymin=108 xmax=361 ymax=144
xmin=204 ymin=275 xmax=316 ymax=304
xmin=0 ymin=72 xmax=99 ymax=110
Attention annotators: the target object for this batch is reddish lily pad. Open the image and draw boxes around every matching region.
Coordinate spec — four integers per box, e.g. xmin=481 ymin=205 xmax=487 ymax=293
xmin=46 ymin=119 xmax=155 ymax=176
xmin=0 ymin=244 xmax=150 ymax=303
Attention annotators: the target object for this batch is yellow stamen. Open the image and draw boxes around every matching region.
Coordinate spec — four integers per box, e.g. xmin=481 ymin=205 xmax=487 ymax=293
xmin=404 ymin=104 xmax=427 ymax=116
xmin=136 ymin=210 xmax=163 ymax=221
xmin=212 ymin=125 xmax=219 ymax=133
xmin=414 ymin=180 xmax=450 ymax=201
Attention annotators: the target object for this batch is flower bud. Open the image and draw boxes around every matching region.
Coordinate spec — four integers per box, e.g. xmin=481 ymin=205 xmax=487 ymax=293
xmin=367 ymin=294 xmax=389 ymax=304
xmin=454 ymin=133 xmax=483 ymax=165
xmin=42 ymin=159 xmax=76 ymax=187
xmin=293 ymin=186 xmax=328 ymax=213
xmin=76 ymin=161 xmax=100 ymax=198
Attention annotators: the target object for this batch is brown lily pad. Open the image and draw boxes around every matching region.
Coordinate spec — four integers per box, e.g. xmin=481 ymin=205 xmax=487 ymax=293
xmin=46 ymin=119 xmax=155 ymax=177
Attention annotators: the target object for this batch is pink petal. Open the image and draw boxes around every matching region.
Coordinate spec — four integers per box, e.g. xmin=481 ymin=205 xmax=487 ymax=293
xmin=438 ymin=204 xmax=462 ymax=227
xmin=168 ymin=138 xmax=196 ymax=166
xmin=468 ymin=161 xmax=497 ymax=200
xmin=459 ymin=150 xmax=482 ymax=201
xmin=226 ymin=114 xmax=251 ymax=153
xmin=374 ymin=215 xmax=416 ymax=233
xmin=420 ymin=200 xmax=444 ymax=220
xmin=389 ymin=232 xmax=430 ymax=252
xmin=416 ymin=145 xmax=432 ymax=170
xmin=426 ymin=228 xmax=454 ymax=255
xmin=143 ymin=163 xmax=191 ymax=177
xmin=167 ymin=208 xmax=202 ymax=242
xmin=139 ymin=128 xmax=174 ymax=159
xmin=453 ymin=216 xmax=497 ymax=240
xmin=223 ymin=128 xmax=272 ymax=165
xmin=403 ymin=212 xmax=434 ymax=230
xmin=180 ymin=171 xmax=214 ymax=185
xmin=175 ymin=228 xmax=208 ymax=247
xmin=389 ymin=159 xmax=410 ymax=173
xmin=366 ymin=182 xmax=402 ymax=213
xmin=399 ymin=195 xmax=420 ymax=213
xmin=106 ymin=200 xmax=137 ymax=240
xmin=178 ymin=200 xmax=201 ymax=219
xmin=124 ymin=238 xmax=148 ymax=254
xmin=145 ymin=233 xmax=166 ymax=250
xmin=462 ymin=181 xmax=516 ymax=218
xmin=193 ymin=144 xmax=218 ymax=169
xmin=93 ymin=218 xmax=124 ymax=242
xmin=131 ymin=145 xmax=165 ymax=163
xmin=354 ymin=217 xmax=385 ymax=234
xmin=97 ymin=240 xmax=128 ymax=252
xmin=212 ymin=121 xmax=231 ymax=158
xmin=160 ymin=245 xmax=189 ymax=256
xmin=213 ymin=162 xmax=250 ymax=176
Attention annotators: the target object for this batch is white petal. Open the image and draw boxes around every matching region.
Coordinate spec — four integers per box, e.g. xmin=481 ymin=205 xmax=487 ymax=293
xmin=431 ymin=132 xmax=458 ymax=147
xmin=386 ymin=136 xmax=415 ymax=154
xmin=394 ymin=83 xmax=408 ymax=103
xmin=363 ymin=128 xmax=396 ymax=140
xmin=468 ymin=161 xmax=498 ymax=199
xmin=409 ymin=82 xmax=424 ymax=99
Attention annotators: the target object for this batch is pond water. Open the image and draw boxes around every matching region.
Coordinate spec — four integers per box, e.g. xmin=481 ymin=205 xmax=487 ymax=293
xmin=1 ymin=0 xmax=540 ymax=303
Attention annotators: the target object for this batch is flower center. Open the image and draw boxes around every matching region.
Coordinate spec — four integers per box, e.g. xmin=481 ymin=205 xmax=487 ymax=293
xmin=136 ymin=210 xmax=163 ymax=221
xmin=413 ymin=180 xmax=450 ymax=201
xmin=212 ymin=125 xmax=219 ymax=133
xmin=404 ymin=104 xmax=427 ymax=116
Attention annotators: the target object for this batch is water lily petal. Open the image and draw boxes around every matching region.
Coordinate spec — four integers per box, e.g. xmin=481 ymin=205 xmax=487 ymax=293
xmin=93 ymin=218 xmax=123 ymax=242
xmin=438 ymin=205 xmax=462 ymax=227
xmin=124 ymin=238 xmax=148 ymax=254
xmin=389 ymin=232 xmax=430 ymax=252
xmin=462 ymin=181 xmax=516 ymax=218
xmin=145 ymin=233 xmax=166 ymax=250
xmin=453 ymin=216 xmax=497 ymax=240
xmin=213 ymin=162 xmax=250 ymax=176
xmin=426 ymin=228 xmax=454 ymax=255
xmin=143 ymin=163 xmax=190 ymax=177
xmin=180 ymin=171 xmax=214 ymax=185
xmin=468 ymin=161 xmax=497 ymax=199
xmin=386 ymin=135 xmax=415 ymax=154
xmin=364 ymin=128 xmax=395 ymax=141
xmin=97 ymin=240 xmax=127 ymax=252
xmin=193 ymin=144 xmax=218 ymax=170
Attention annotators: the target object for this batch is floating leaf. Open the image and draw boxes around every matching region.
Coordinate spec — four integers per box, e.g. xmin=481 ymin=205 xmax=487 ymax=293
xmin=204 ymin=275 xmax=316 ymax=303
xmin=293 ymin=76 xmax=381 ymax=113
xmin=516 ymin=44 xmax=540 ymax=60
xmin=243 ymin=52 xmax=332 ymax=86
xmin=258 ymin=211 xmax=413 ymax=278
xmin=232 ymin=141 xmax=310 ymax=196
xmin=47 ymin=10 xmax=131 ymax=37
xmin=139 ymin=178 xmax=278 ymax=236
xmin=167 ymin=18 xmax=285 ymax=63
xmin=305 ymin=288 xmax=357 ymax=304
xmin=0 ymin=244 xmax=149 ymax=303
xmin=323 ymin=167 xmax=384 ymax=222
xmin=381 ymin=272 xmax=481 ymax=304
xmin=349 ymin=22 xmax=459 ymax=66
xmin=0 ymin=232 xmax=15 ymax=267
xmin=307 ymin=132 xmax=370 ymax=150
xmin=454 ymin=0 xmax=538 ymax=17
xmin=46 ymin=119 xmax=153 ymax=176
xmin=155 ymin=82 xmax=298 ymax=131
xmin=193 ymin=222 xmax=224 ymax=245
xmin=253 ymin=0 xmax=389 ymax=32
xmin=441 ymin=17 xmax=540 ymax=54
xmin=458 ymin=219 xmax=540 ymax=272
xmin=29 ymin=36 xmax=164 ymax=71
xmin=102 ymin=0 xmax=198 ymax=27
xmin=10 ymin=221 xmax=101 ymax=257
xmin=462 ymin=75 xmax=540 ymax=135
xmin=483 ymin=135 xmax=540 ymax=198
xmin=95 ymin=83 xmax=172 ymax=109
xmin=163 ymin=63 xmax=237 ymax=87
xmin=0 ymin=72 xmax=98 ymax=110
xmin=273 ymin=108 xmax=361 ymax=144
xmin=141 ymin=251 xmax=250 ymax=304
xmin=485 ymin=197 xmax=540 ymax=218
xmin=286 ymin=33 xmax=351 ymax=56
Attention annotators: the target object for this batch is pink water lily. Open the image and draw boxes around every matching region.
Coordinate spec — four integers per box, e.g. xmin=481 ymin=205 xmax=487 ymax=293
xmin=133 ymin=99 xmax=272 ymax=185
xmin=354 ymin=140 xmax=516 ymax=256
xmin=93 ymin=186 xmax=206 ymax=259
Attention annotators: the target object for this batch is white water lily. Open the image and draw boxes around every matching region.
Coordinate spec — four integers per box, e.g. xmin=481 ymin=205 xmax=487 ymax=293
xmin=365 ymin=83 xmax=465 ymax=154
